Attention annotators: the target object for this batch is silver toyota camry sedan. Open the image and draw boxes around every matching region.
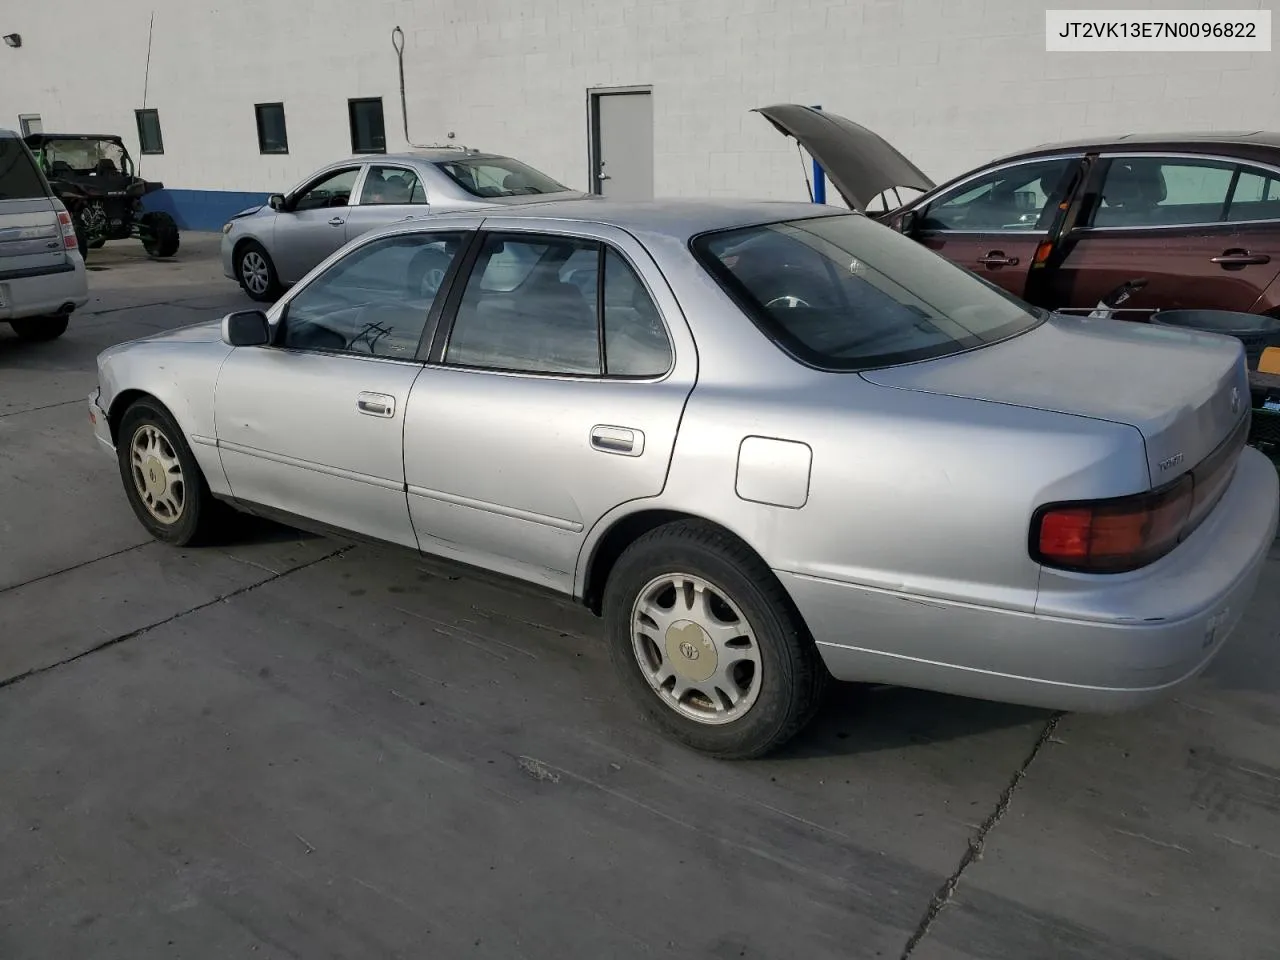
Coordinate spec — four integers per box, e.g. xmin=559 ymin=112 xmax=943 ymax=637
xmin=220 ymin=147 xmax=589 ymax=302
xmin=93 ymin=198 xmax=1278 ymax=758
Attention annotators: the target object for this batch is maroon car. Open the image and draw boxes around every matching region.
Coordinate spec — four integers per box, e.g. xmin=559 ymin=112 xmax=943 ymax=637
xmin=756 ymin=104 xmax=1280 ymax=319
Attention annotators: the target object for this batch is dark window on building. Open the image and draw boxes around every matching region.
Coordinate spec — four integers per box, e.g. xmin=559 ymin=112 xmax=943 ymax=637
xmin=348 ymin=97 xmax=386 ymax=154
xmin=254 ymin=102 xmax=288 ymax=154
xmin=135 ymin=109 xmax=164 ymax=155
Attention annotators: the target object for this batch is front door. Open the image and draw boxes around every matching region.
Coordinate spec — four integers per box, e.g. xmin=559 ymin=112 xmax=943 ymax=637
xmin=214 ymin=228 xmax=471 ymax=547
xmin=403 ymin=222 xmax=694 ymax=593
xmin=342 ymin=163 xmax=431 ymax=243
xmin=590 ymin=90 xmax=654 ymax=200
xmin=1049 ymin=154 xmax=1280 ymax=313
xmin=911 ymin=156 xmax=1081 ymax=301
xmin=272 ymin=165 xmax=364 ymax=284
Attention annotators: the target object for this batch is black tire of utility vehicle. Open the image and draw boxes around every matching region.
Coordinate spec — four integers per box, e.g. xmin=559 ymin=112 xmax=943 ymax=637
xmin=141 ymin=211 xmax=180 ymax=258
xmin=236 ymin=240 xmax=282 ymax=302
xmin=9 ymin=315 xmax=69 ymax=341
xmin=73 ymin=215 xmax=91 ymax=261
xmin=116 ymin=398 xmax=220 ymax=546
xmin=602 ymin=520 xmax=830 ymax=760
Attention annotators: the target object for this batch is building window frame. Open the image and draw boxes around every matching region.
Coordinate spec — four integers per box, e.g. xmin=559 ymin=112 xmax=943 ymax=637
xmin=17 ymin=114 xmax=42 ymax=137
xmin=347 ymin=97 xmax=387 ymax=155
xmin=254 ymin=101 xmax=289 ymax=155
xmin=135 ymin=108 xmax=164 ymax=155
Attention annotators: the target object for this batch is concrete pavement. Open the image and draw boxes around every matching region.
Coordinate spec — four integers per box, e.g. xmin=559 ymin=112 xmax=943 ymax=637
xmin=0 ymin=236 xmax=1276 ymax=959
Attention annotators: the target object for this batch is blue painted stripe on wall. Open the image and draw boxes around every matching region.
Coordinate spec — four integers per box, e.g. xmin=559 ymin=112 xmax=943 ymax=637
xmin=141 ymin=189 xmax=270 ymax=232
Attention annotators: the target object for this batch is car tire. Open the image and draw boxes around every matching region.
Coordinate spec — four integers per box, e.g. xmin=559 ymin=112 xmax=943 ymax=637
xmin=9 ymin=315 xmax=69 ymax=341
xmin=602 ymin=520 xmax=829 ymax=759
xmin=236 ymin=240 xmax=282 ymax=302
xmin=89 ymin=239 xmax=106 ymax=249
xmin=116 ymin=397 xmax=222 ymax=547
xmin=73 ymin=216 xmax=91 ymax=262
xmin=141 ymin=211 xmax=181 ymax=258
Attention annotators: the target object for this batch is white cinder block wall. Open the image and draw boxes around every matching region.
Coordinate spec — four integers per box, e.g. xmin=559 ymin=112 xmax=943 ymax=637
xmin=2 ymin=0 xmax=1276 ymax=211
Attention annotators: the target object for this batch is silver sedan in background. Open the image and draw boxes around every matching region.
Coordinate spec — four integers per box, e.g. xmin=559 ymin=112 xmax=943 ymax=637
xmin=99 ymin=199 xmax=1277 ymax=758
xmin=220 ymin=147 xmax=589 ymax=301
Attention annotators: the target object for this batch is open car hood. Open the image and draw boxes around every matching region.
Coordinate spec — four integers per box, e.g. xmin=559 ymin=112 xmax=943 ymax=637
xmin=753 ymin=104 xmax=935 ymax=212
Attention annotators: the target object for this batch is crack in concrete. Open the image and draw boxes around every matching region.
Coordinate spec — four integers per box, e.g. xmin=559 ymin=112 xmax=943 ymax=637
xmin=0 ymin=541 xmax=151 ymax=597
xmin=0 ymin=544 xmax=351 ymax=694
xmin=899 ymin=712 xmax=1063 ymax=959
xmin=0 ymin=397 xmax=88 ymax=420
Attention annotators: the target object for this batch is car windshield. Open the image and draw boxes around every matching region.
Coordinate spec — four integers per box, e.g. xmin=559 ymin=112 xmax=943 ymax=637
xmin=433 ymin=156 xmax=569 ymax=198
xmin=38 ymin=138 xmax=129 ymax=175
xmin=692 ymin=213 xmax=1047 ymax=370
xmin=0 ymin=138 xmax=46 ymax=200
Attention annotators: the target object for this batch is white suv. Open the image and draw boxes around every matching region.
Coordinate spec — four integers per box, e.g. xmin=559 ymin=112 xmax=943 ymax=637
xmin=0 ymin=129 xmax=89 ymax=341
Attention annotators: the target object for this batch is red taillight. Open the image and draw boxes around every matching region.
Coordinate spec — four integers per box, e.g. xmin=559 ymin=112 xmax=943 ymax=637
xmin=1033 ymin=476 xmax=1193 ymax=573
xmin=57 ymin=210 xmax=78 ymax=250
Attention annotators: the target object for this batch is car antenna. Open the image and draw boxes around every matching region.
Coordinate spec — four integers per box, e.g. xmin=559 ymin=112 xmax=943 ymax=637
xmin=137 ymin=10 xmax=155 ymax=179
xmin=391 ymin=26 xmax=470 ymax=153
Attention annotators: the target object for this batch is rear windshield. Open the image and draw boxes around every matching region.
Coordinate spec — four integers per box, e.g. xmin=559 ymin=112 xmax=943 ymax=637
xmin=0 ymin=138 xmax=48 ymax=200
xmin=691 ymin=213 xmax=1046 ymax=370
xmin=434 ymin=157 xmax=569 ymax=198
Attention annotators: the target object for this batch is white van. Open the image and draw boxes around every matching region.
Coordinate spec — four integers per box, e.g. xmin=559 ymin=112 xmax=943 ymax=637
xmin=0 ymin=129 xmax=89 ymax=341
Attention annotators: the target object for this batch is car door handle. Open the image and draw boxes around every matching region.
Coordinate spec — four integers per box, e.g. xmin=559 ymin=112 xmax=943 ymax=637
xmin=978 ymin=251 xmax=1019 ymax=266
xmin=590 ymin=425 xmax=644 ymax=457
xmin=329 ymin=216 xmax=345 ymax=226
xmin=356 ymin=392 xmax=395 ymax=417
xmin=1211 ymin=250 xmax=1271 ymax=267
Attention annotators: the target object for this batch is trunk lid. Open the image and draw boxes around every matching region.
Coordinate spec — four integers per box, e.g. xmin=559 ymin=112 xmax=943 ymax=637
xmin=859 ymin=314 xmax=1251 ymax=485
xmin=753 ymin=104 xmax=935 ymax=212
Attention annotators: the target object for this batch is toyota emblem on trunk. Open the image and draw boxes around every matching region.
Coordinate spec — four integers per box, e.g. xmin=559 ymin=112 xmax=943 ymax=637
xmin=1230 ymin=386 xmax=1241 ymax=414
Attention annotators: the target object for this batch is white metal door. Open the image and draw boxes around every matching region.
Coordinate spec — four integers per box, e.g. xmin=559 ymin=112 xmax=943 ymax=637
xmin=592 ymin=91 xmax=654 ymax=200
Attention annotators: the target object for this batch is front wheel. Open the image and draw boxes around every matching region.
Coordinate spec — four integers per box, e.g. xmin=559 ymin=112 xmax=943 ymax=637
xmin=603 ymin=521 xmax=829 ymax=759
xmin=116 ymin=398 xmax=220 ymax=546
xmin=236 ymin=240 xmax=282 ymax=302
xmin=141 ymin=211 xmax=180 ymax=258
xmin=9 ymin=315 xmax=69 ymax=341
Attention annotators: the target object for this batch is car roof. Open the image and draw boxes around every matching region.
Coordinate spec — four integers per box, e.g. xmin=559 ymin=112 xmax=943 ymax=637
xmin=444 ymin=197 xmax=850 ymax=240
xmin=370 ymin=149 xmax=510 ymax=164
xmin=994 ymin=130 xmax=1280 ymax=162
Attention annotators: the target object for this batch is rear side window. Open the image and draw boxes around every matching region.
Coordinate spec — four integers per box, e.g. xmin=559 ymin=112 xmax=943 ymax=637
xmin=692 ymin=213 xmax=1045 ymax=371
xmin=0 ymin=138 xmax=47 ymax=200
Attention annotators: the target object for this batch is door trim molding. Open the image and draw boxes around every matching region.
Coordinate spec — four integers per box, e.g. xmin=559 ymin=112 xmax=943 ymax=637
xmin=218 ymin=438 xmax=405 ymax=492
xmin=407 ymin=483 xmax=584 ymax=532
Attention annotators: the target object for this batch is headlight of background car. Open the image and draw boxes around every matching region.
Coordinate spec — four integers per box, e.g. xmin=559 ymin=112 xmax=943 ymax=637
xmin=222 ymin=222 xmax=233 ymax=234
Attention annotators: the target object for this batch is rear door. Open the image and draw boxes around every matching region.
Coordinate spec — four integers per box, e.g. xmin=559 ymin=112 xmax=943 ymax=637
xmin=402 ymin=220 xmax=697 ymax=594
xmin=272 ymin=164 xmax=365 ymax=284
xmin=343 ymin=163 xmax=432 ymax=243
xmin=908 ymin=155 xmax=1083 ymax=300
xmin=1049 ymin=153 xmax=1280 ymax=313
xmin=0 ymin=136 xmax=68 ymax=295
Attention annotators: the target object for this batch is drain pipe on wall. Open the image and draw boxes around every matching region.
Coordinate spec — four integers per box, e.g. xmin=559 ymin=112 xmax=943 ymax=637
xmin=391 ymin=26 xmax=466 ymax=151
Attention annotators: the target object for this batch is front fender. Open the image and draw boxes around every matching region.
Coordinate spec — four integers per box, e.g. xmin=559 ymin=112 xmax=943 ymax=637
xmin=98 ymin=338 xmax=235 ymax=497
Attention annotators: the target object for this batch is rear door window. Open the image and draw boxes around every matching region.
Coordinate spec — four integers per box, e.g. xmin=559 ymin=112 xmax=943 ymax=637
xmin=1092 ymin=157 xmax=1236 ymax=228
xmin=0 ymin=138 xmax=48 ymax=200
xmin=1226 ymin=167 xmax=1280 ymax=223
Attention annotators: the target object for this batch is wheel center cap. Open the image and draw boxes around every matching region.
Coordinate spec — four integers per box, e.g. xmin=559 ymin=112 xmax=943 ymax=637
xmin=142 ymin=455 xmax=166 ymax=497
xmin=665 ymin=620 xmax=717 ymax=683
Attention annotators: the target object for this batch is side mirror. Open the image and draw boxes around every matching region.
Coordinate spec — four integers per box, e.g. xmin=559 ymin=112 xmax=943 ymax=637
xmin=222 ymin=309 xmax=271 ymax=347
xmin=268 ymin=193 xmax=286 ymax=211
xmin=898 ymin=209 xmax=919 ymax=236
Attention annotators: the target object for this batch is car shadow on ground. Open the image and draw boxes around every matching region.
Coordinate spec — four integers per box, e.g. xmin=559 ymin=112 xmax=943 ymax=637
xmin=776 ymin=682 xmax=1052 ymax=760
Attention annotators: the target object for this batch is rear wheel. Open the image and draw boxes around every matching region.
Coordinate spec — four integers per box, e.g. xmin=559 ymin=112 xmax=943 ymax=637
xmin=141 ymin=211 xmax=180 ymax=258
xmin=236 ymin=240 xmax=282 ymax=302
xmin=116 ymin=398 xmax=220 ymax=546
xmin=9 ymin=316 xmax=69 ymax=341
xmin=602 ymin=520 xmax=829 ymax=759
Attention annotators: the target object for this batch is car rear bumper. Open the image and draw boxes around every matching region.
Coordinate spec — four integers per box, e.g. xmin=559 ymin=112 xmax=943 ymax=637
xmin=782 ymin=446 xmax=1278 ymax=712
xmin=88 ymin=388 xmax=114 ymax=454
xmin=0 ymin=258 xmax=89 ymax=320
